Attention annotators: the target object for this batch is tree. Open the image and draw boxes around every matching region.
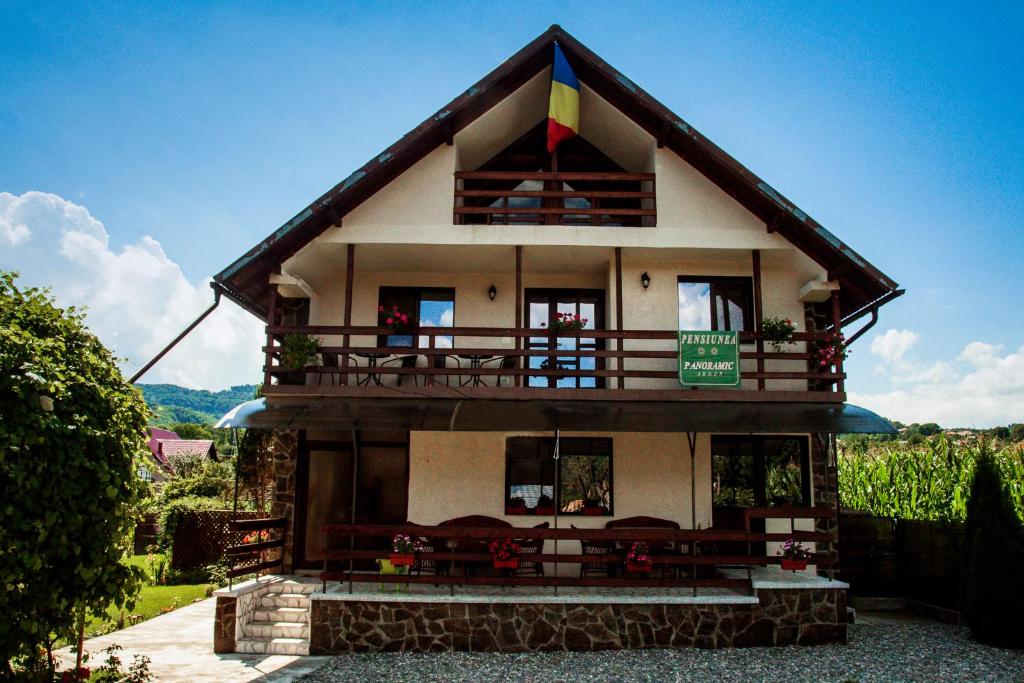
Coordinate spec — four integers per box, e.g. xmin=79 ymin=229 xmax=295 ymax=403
xmin=959 ymin=445 xmax=1024 ymax=648
xmin=1010 ymin=423 xmax=1024 ymax=443
xmin=167 ymin=422 xmax=214 ymax=440
xmin=0 ymin=273 xmax=149 ymax=677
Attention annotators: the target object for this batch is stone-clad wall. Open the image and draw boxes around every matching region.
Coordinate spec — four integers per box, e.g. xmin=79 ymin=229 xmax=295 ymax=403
xmin=269 ymin=430 xmax=298 ymax=572
xmin=309 ymin=589 xmax=846 ymax=653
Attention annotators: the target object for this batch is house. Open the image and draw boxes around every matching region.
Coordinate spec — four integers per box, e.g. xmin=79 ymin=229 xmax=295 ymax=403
xmin=143 ymin=427 xmax=217 ymax=481
xmin=211 ymin=26 xmax=900 ymax=655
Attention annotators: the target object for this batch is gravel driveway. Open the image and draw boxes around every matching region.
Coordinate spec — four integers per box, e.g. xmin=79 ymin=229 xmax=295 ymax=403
xmin=298 ymin=618 xmax=1023 ymax=683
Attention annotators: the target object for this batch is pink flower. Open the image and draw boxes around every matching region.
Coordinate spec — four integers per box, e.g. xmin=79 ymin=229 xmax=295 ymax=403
xmin=386 ymin=317 xmax=394 ymax=325
xmin=378 ymin=306 xmax=385 ymax=313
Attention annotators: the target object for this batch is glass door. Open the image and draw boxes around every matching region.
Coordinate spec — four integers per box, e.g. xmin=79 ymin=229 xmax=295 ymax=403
xmin=525 ymin=289 xmax=604 ymax=388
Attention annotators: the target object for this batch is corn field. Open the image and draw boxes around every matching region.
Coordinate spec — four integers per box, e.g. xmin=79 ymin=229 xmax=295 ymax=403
xmin=838 ymin=436 xmax=1024 ymax=522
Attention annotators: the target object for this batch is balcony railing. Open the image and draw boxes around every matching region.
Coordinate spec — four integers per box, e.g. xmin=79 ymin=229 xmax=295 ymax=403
xmin=262 ymin=325 xmax=844 ymax=399
xmin=454 ymin=171 xmax=656 ymax=227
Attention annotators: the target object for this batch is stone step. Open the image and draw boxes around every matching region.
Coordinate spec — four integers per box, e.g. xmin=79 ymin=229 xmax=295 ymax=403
xmin=242 ymin=620 xmax=310 ymax=639
xmin=268 ymin=578 xmax=320 ymax=595
xmin=252 ymin=607 xmax=309 ymax=623
xmin=235 ymin=636 xmax=309 ymax=656
xmin=260 ymin=594 xmax=309 ymax=609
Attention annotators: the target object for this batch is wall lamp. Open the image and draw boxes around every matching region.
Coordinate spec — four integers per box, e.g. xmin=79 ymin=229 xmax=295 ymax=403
xmin=640 ymin=272 xmax=651 ymax=290
xmin=488 ymin=284 xmax=497 ymax=301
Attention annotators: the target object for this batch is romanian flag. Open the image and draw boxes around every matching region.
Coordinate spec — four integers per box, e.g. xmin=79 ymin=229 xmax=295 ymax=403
xmin=546 ymin=43 xmax=579 ymax=153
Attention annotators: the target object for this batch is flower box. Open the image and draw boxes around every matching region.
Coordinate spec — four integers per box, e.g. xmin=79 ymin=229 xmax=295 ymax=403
xmin=583 ymin=506 xmax=605 ymax=516
xmin=389 ymin=553 xmax=415 ymax=567
xmin=534 ymin=506 xmax=557 ymax=516
xmin=506 ymin=505 xmax=528 ymax=515
xmin=625 ymin=561 xmax=652 ymax=574
xmin=492 ymin=558 xmax=519 ymax=570
xmin=780 ymin=558 xmax=808 ymax=571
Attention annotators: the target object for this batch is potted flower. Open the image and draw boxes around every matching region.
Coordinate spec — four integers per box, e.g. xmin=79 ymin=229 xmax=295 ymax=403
xmin=543 ymin=311 xmax=588 ymax=334
xmin=625 ymin=542 xmax=653 ymax=574
xmin=582 ymin=498 xmax=605 ymax=516
xmin=378 ymin=304 xmax=410 ymax=331
xmin=489 ymin=538 xmax=520 ymax=569
xmin=778 ymin=538 xmax=813 ymax=571
xmin=390 ymin=533 xmax=423 ymax=567
xmin=506 ymin=496 xmax=527 ymax=515
xmin=280 ymin=333 xmax=321 ymax=384
xmin=534 ymin=493 xmax=556 ymax=516
xmin=760 ymin=316 xmax=796 ymax=352
xmin=815 ymin=332 xmax=848 ymax=369
xmin=242 ymin=529 xmax=269 ymax=545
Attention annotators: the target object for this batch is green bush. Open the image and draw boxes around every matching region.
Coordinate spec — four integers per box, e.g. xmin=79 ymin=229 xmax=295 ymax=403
xmin=959 ymin=447 xmax=1024 ymax=648
xmin=0 ymin=273 xmax=149 ymax=677
xmin=156 ymin=495 xmax=223 ymax=552
xmin=159 ymin=458 xmax=233 ymax=503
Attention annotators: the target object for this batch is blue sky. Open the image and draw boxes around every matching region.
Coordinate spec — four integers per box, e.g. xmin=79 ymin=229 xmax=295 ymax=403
xmin=1 ymin=2 xmax=1022 ymax=426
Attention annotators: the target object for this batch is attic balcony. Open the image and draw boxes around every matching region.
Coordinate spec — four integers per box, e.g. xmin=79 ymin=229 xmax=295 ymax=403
xmin=260 ymin=325 xmax=845 ymax=403
xmin=454 ymin=171 xmax=656 ymax=227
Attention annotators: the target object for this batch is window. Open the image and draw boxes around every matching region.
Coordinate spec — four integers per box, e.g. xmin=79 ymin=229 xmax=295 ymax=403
xmin=504 ymin=437 xmax=613 ymax=515
xmin=677 ymin=277 xmax=753 ymax=332
xmin=711 ymin=436 xmax=810 ymax=508
xmin=525 ymin=289 xmax=604 ymax=388
xmin=377 ymin=287 xmax=455 ymax=348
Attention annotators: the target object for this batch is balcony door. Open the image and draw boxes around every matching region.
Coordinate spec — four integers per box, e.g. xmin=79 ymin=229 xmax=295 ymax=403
xmin=525 ymin=289 xmax=605 ymax=388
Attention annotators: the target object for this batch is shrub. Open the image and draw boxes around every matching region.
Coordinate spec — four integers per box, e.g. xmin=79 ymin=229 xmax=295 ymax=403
xmin=959 ymin=447 xmax=1024 ymax=648
xmin=0 ymin=273 xmax=149 ymax=677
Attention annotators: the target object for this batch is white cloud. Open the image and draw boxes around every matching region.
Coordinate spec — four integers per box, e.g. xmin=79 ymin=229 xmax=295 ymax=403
xmin=852 ymin=331 xmax=1024 ymax=427
xmin=0 ymin=191 xmax=263 ymax=390
xmin=870 ymin=329 xmax=919 ymax=362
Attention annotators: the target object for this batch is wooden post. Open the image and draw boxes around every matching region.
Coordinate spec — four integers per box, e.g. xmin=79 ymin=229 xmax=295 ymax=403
xmin=341 ymin=244 xmax=355 ymax=386
xmin=831 ymin=290 xmax=844 ymax=393
xmin=263 ymin=287 xmax=280 ymax=387
xmin=615 ymin=247 xmax=624 ymax=389
xmin=752 ymin=250 xmax=765 ymax=390
xmin=515 ymin=245 xmax=523 ymax=387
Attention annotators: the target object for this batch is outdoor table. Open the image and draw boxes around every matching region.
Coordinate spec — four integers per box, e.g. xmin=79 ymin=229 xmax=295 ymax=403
xmin=354 ymin=352 xmax=390 ymax=386
xmin=457 ymin=354 xmax=494 ymax=387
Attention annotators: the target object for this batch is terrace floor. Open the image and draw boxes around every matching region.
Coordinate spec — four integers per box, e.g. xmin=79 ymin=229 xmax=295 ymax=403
xmin=309 ymin=566 xmax=846 ymax=604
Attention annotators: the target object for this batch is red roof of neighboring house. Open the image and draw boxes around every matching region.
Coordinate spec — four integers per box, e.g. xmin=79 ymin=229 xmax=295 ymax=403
xmin=158 ymin=439 xmax=217 ymax=461
xmin=147 ymin=427 xmax=180 ymax=466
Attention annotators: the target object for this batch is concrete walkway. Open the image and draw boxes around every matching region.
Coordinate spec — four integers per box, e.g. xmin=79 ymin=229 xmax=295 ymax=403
xmin=56 ymin=598 xmax=329 ymax=682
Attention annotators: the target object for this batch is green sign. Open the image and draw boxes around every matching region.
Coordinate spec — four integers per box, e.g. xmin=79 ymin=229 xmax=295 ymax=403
xmin=678 ymin=330 xmax=740 ymax=387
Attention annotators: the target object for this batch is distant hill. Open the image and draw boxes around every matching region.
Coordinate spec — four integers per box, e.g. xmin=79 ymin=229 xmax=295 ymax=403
xmin=138 ymin=384 xmax=258 ymax=426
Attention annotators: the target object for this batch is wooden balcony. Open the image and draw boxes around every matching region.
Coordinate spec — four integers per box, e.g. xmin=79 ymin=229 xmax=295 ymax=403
xmin=261 ymin=325 xmax=845 ymax=402
xmin=454 ymin=171 xmax=656 ymax=227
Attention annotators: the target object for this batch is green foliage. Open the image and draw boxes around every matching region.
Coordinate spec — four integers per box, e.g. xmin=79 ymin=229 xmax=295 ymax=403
xmin=280 ymin=333 xmax=320 ymax=370
xmin=959 ymin=447 xmax=1024 ymax=648
xmin=760 ymin=316 xmax=796 ymax=351
xmin=839 ymin=436 xmax=1024 ymax=523
xmin=236 ymin=428 xmax=275 ymax=513
xmin=0 ymin=272 xmax=149 ymax=676
xmin=159 ymin=458 xmax=233 ymax=502
xmin=138 ymin=383 xmax=257 ymax=425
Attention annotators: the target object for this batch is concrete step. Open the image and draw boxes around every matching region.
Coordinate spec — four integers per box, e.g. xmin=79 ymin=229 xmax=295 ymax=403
xmin=235 ymin=636 xmax=309 ymax=656
xmin=252 ymin=606 xmax=309 ymax=623
xmin=242 ymin=620 xmax=310 ymax=639
xmin=259 ymin=593 xmax=309 ymax=609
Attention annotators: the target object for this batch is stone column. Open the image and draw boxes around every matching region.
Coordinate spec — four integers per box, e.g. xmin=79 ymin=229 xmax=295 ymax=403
xmin=269 ymin=430 xmax=299 ymax=572
xmin=810 ymin=433 xmax=839 ymax=575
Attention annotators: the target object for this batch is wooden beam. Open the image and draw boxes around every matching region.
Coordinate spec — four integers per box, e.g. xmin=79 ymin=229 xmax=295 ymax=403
xmin=263 ymin=287 xmax=279 ymax=387
xmin=341 ymin=244 xmax=355 ymax=386
xmin=515 ymin=245 xmax=523 ymax=387
xmin=752 ymin=250 xmax=765 ymax=390
xmin=831 ymin=290 xmax=844 ymax=393
xmin=615 ymin=247 xmax=624 ymax=389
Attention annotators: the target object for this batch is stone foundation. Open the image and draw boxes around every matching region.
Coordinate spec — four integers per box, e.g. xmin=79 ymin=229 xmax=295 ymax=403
xmin=309 ymin=588 xmax=846 ymax=653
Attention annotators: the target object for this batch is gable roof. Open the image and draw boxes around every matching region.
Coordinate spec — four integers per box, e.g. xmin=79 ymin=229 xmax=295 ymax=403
xmin=156 ymin=439 xmax=217 ymax=467
xmin=213 ymin=25 xmax=900 ymax=319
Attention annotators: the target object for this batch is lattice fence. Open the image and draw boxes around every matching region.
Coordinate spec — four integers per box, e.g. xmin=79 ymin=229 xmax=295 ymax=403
xmin=170 ymin=510 xmax=261 ymax=570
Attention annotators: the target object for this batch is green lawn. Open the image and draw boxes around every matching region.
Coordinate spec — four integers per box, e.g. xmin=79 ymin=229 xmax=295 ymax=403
xmin=82 ymin=554 xmax=214 ymax=638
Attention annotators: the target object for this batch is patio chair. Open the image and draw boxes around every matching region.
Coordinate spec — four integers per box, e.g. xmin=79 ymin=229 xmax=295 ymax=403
xmin=479 ymin=355 xmax=518 ymax=387
xmin=382 ymin=354 xmax=418 ymax=387
xmin=571 ymin=524 xmax=616 ymax=577
xmin=514 ymin=521 xmax=549 ymax=578
xmin=438 ymin=515 xmax=512 ymax=578
xmin=318 ymin=351 xmax=341 ymax=386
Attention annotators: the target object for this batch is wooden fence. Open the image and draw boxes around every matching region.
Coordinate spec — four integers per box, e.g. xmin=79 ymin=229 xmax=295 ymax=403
xmin=170 ymin=510 xmax=261 ymax=570
xmin=838 ymin=511 xmax=963 ymax=608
